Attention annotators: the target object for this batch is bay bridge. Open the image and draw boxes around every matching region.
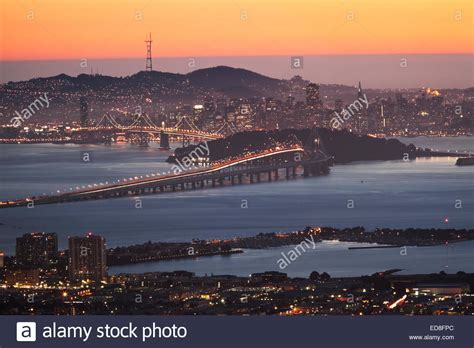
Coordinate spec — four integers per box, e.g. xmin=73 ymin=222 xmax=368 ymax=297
xmin=1 ymin=145 xmax=332 ymax=209
xmin=81 ymin=113 xmax=234 ymax=146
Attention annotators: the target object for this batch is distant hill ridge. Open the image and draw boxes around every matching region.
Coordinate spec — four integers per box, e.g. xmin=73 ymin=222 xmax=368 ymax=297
xmin=2 ymin=66 xmax=355 ymax=100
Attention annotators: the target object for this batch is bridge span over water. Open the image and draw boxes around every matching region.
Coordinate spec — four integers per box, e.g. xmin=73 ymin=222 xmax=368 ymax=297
xmin=1 ymin=146 xmax=332 ymax=208
xmin=88 ymin=113 xmax=226 ymax=141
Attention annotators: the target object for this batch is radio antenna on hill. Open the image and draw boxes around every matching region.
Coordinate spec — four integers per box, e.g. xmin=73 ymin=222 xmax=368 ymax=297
xmin=145 ymin=33 xmax=153 ymax=72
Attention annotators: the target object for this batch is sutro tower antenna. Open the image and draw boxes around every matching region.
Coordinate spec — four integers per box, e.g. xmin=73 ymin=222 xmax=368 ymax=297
xmin=145 ymin=33 xmax=153 ymax=72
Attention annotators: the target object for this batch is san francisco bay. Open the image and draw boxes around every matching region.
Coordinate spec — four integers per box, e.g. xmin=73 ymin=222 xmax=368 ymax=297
xmin=1 ymin=136 xmax=472 ymax=276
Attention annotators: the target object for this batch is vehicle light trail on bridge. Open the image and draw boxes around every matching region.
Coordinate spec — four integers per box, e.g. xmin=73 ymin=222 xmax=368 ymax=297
xmin=1 ymin=146 xmax=332 ymax=208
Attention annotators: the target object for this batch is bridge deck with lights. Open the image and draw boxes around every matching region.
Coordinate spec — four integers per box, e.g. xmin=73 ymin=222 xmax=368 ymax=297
xmin=87 ymin=113 xmax=227 ymax=140
xmin=1 ymin=147 xmax=332 ymax=208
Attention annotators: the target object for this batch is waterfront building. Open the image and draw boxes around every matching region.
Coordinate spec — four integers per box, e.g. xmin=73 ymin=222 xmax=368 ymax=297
xmin=68 ymin=233 xmax=107 ymax=282
xmin=79 ymin=96 xmax=88 ymax=127
xmin=16 ymin=232 xmax=58 ymax=268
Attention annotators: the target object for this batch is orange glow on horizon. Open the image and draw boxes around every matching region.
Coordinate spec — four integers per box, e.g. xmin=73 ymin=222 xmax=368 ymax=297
xmin=1 ymin=0 xmax=472 ymax=61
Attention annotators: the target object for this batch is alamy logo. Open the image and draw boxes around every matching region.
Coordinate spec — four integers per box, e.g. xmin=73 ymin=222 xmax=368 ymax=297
xmin=16 ymin=322 xmax=37 ymax=342
xmin=10 ymin=93 xmax=50 ymax=128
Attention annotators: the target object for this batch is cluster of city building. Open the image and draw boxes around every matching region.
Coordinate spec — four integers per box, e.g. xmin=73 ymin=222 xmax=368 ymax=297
xmin=1 ymin=232 xmax=106 ymax=286
xmin=1 ymin=73 xmax=472 ymax=142
xmin=180 ymin=83 xmax=471 ymax=137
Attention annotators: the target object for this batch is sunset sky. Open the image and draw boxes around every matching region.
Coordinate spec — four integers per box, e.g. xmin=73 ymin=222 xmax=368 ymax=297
xmin=1 ymin=0 xmax=473 ymax=61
